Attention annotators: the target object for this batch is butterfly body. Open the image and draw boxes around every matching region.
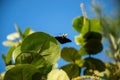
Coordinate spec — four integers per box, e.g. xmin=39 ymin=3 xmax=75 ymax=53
xmin=55 ymin=34 xmax=71 ymax=44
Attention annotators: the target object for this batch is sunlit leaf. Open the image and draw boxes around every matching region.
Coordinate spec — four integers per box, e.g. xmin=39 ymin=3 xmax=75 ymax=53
xmin=72 ymin=16 xmax=84 ymax=33
xmin=23 ymin=27 xmax=34 ymax=37
xmin=75 ymin=59 xmax=85 ymax=67
xmin=81 ymin=19 xmax=101 ymax=35
xmin=3 ymin=46 xmax=15 ymax=65
xmin=78 ymin=47 xmax=88 ymax=56
xmin=75 ymin=34 xmax=85 ymax=46
xmin=21 ymin=32 xmax=60 ymax=64
xmin=47 ymin=69 xmax=69 ymax=80
xmin=6 ymin=46 xmax=15 ymax=63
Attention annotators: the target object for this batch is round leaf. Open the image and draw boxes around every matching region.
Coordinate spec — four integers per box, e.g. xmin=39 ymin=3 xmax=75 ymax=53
xmin=72 ymin=16 xmax=84 ymax=33
xmin=84 ymin=39 xmax=103 ymax=55
xmin=21 ymin=32 xmax=60 ymax=64
xmin=61 ymin=63 xmax=80 ymax=79
xmin=61 ymin=47 xmax=80 ymax=62
xmin=83 ymin=32 xmax=102 ymax=41
xmin=83 ymin=57 xmax=106 ymax=72
xmin=81 ymin=19 xmax=101 ymax=35
xmin=47 ymin=69 xmax=69 ymax=80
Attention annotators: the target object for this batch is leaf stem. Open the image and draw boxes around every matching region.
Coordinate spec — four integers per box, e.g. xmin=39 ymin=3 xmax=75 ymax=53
xmin=80 ymin=3 xmax=87 ymax=25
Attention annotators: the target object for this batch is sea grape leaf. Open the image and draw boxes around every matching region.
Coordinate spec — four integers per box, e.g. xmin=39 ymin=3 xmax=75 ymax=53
xmin=12 ymin=46 xmax=21 ymax=63
xmin=61 ymin=63 xmax=80 ymax=79
xmin=15 ymin=52 xmax=33 ymax=64
xmin=61 ymin=47 xmax=81 ymax=62
xmin=84 ymin=39 xmax=103 ymax=54
xmin=14 ymin=46 xmax=51 ymax=69
xmin=4 ymin=64 xmax=40 ymax=80
xmin=83 ymin=57 xmax=106 ymax=72
xmin=83 ymin=32 xmax=102 ymax=41
xmin=31 ymin=53 xmax=48 ymax=69
xmin=72 ymin=16 xmax=84 ymax=33
xmin=81 ymin=19 xmax=101 ymax=35
xmin=21 ymin=32 xmax=60 ymax=64
xmin=47 ymin=69 xmax=69 ymax=80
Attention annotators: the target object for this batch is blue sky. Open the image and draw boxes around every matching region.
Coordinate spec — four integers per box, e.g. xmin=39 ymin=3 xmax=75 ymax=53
xmin=0 ymin=0 xmax=117 ymax=73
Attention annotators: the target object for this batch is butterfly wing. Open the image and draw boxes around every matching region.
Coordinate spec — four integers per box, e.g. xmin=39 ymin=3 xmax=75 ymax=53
xmin=55 ymin=36 xmax=71 ymax=44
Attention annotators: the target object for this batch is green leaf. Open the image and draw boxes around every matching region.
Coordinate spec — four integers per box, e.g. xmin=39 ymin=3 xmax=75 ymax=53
xmin=31 ymin=53 xmax=48 ymax=69
xmin=61 ymin=47 xmax=81 ymax=62
xmin=21 ymin=32 xmax=60 ymax=64
xmin=15 ymin=53 xmax=33 ymax=64
xmin=72 ymin=16 xmax=84 ymax=33
xmin=4 ymin=64 xmax=40 ymax=80
xmin=12 ymin=46 xmax=22 ymax=62
xmin=47 ymin=69 xmax=69 ymax=80
xmin=23 ymin=27 xmax=32 ymax=37
xmin=5 ymin=46 xmax=15 ymax=65
xmin=15 ymin=52 xmax=52 ymax=74
xmin=75 ymin=34 xmax=86 ymax=46
xmin=84 ymin=39 xmax=103 ymax=55
xmin=78 ymin=47 xmax=88 ymax=56
xmin=81 ymin=19 xmax=101 ymax=35
xmin=15 ymin=24 xmax=24 ymax=39
xmin=2 ymin=54 xmax=6 ymax=64
xmin=83 ymin=57 xmax=106 ymax=72
xmin=61 ymin=63 xmax=80 ymax=79
xmin=14 ymin=46 xmax=51 ymax=69
xmin=75 ymin=59 xmax=85 ymax=67
xmin=83 ymin=32 xmax=102 ymax=42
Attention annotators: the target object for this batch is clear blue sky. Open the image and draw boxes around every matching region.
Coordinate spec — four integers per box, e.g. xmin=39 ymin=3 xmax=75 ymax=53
xmin=0 ymin=0 xmax=117 ymax=73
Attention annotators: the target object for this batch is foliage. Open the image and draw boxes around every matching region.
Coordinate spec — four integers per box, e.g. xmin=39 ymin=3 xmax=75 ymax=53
xmin=1 ymin=2 xmax=120 ymax=80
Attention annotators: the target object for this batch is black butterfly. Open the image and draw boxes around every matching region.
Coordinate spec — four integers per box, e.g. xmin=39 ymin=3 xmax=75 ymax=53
xmin=55 ymin=34 xmax=71 ymax=44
